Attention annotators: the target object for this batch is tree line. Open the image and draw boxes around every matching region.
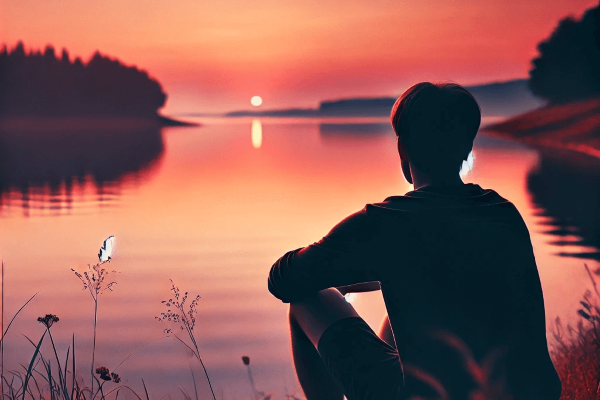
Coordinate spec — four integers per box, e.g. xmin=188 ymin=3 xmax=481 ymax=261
xmin=529 ymin=2 xmax=600 ymax=104
xmin=0 ymin=42 xmax=166 ymax=117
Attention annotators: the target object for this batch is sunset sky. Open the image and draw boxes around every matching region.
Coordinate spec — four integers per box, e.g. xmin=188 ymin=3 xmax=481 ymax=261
xmin=0 ymin=0 xmax=597 ymax=113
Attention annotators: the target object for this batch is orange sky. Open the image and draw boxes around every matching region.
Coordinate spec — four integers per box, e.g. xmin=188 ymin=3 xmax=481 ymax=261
xmin=0 ymin=0 xmax=597 ymax=113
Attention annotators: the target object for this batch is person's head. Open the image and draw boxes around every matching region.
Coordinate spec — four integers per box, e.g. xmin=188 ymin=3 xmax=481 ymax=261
xmin=390 ymin=82 xmax=481 ymax=184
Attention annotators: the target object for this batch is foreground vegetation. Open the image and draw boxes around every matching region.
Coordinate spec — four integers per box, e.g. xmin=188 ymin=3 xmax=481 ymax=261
xmin=1 ymin=244 xmax=599 ymax=400
xmin=0 ymin=238 xmax=279 ymax=400
xmin=550 ymin=265 xmax=600 ymax=400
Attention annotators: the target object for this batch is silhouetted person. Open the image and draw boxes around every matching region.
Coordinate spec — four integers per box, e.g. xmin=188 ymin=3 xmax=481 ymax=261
xmin=268 ymin=83 xmax=562 ymax=400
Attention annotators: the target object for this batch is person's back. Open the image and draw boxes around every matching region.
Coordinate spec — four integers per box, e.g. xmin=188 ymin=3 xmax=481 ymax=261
xmin=361 ymin=185 xmax=560 ymax=399
xmin=268 ymin=82 xmax=561 ymax=400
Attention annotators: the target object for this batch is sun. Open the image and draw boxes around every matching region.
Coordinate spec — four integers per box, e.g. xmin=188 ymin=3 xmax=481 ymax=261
xmin=250 ymin=96 xmax=262 ymax=107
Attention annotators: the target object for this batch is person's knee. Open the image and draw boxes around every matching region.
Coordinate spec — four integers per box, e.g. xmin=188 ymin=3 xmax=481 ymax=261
xmin=378 ymin=314 xmax=396 ymax=349
xmin=288 ymin=288 xmax=360 ymax=347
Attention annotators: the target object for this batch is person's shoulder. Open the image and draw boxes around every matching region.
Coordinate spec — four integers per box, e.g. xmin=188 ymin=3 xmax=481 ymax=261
xmin=367 ymin=193 xmax=428 ymax=213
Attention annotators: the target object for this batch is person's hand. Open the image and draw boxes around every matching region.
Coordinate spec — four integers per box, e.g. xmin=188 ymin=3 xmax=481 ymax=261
xmin=336 ymin=282 xmax=380 ymax=296
xmin=336 ymin=286 xmax=348 ymax=296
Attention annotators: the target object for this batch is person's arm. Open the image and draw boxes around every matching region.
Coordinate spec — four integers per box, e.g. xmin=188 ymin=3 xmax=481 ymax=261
xmin=336 ymin=282 xmax=381 ymax=296
xmin=268 ymin=208 xmax=382 ymax=303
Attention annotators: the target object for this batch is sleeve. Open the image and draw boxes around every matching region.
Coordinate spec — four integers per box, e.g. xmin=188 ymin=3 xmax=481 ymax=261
xmin=268 ymin=207 xmax=383 ymax=303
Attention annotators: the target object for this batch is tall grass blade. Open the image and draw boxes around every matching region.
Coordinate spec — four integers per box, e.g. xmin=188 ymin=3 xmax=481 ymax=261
xmin=111 ymin=336 xmax=168 ymax=373
xmin=48 ymin=329 xmax=70 ymax=400
xmin=142 ymin=378 xmax=150 ymax=400
xmin=72 ymin=334 xmax=76 ymax=400
xmin=47 ymin=360 xmax=55 ymax=400
xmin=188 ymin=358 xmax=199 ymax=400
xmin=1 ymin=292 xmax=38 ymax=340
xmin=21 ymin=330 xmax=47 ymax=400
xmin=64 ymin=345 xmax=72 ymax=400
xmin=178 ymin=386 xmax=191 ymax=400
xmin=91 ymin=298 xmax=98 ymax=397
xmin=1 ymin=260 xmax=3 ymax=398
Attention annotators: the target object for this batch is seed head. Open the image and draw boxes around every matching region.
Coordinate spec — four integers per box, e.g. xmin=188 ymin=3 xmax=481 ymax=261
xmin=111 ymin=372 xmax=121 ymax=383
xmin=95 ymin=366 xmax=112 ymax=381
xmin=37 ymin=314 xmax=59 ymax=329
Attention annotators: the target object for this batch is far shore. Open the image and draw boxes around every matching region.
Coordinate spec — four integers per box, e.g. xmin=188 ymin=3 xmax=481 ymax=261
xmin=0 ymin=114 xmax=198 ymax=131
xmin=483 ymin=97 xmax=600 ymax=159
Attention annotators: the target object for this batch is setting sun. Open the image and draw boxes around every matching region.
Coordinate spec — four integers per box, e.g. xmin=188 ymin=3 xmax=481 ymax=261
xmin=250 ymin=96 xmax=263 ymax=107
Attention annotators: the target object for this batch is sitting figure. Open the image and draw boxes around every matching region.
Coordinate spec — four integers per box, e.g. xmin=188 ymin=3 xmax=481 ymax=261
xmin=268 ymin=82 xmax=562 ymax=400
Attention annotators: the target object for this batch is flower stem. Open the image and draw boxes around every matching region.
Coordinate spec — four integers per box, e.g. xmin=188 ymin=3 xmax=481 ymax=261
xmin=91 ymin=297 xmax=98 ymax=397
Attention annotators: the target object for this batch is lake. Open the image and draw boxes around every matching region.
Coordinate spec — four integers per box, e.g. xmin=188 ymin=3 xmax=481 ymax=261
xmin=1 ymin=117 xmax=599 ymax=400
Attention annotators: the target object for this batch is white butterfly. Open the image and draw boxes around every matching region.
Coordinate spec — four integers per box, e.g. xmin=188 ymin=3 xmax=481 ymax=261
xmin=98 ymin=235 xmax=116 ymax=262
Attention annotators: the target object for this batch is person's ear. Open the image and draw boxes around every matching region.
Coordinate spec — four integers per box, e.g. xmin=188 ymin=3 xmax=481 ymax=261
xmin=401 ymin=161 xmax=413 ymax=185
xmin=397 ymin=137 xmax=413 ymax=185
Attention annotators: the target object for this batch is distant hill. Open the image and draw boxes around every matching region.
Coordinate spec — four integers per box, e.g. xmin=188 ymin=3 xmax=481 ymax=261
xmin=318 ymin=97 xmax=396 ymax=116
xmin=225 ymin=108 xmax=318 ymax=117
xmin=465 ymin=79 xmax=545 ymax=117
xmin=224 ymin=79 xmax=544 ymax=118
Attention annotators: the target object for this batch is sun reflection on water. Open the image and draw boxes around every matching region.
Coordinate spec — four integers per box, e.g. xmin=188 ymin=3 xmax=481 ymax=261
xmin=251 ymin=119 xmax=262 ymax=149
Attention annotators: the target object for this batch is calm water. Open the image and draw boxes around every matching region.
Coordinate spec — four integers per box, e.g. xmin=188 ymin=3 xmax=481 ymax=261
xmin=1 ymin=117 xmax=599 ymax=400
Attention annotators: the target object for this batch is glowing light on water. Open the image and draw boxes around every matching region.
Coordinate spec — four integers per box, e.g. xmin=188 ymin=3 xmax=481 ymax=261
xmin=460 ymin=151 xmax=475 ymax=177
xmin=251 ymin=119 xmax=262 ymax=149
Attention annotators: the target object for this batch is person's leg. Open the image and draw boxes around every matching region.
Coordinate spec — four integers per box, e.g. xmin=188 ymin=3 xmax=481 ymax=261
xmin=289 ymin=288 xmax=360 ymax=400
xmin=377 ymin=314 xmax=396 ymax=349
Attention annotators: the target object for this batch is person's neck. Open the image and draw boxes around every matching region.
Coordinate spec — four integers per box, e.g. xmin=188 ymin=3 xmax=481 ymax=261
xmin=410 ymin=168 xmax=464 ymax=190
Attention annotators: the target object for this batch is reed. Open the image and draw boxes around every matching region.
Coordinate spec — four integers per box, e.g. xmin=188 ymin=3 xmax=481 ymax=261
xmin=71 ymin=260 xmax=117 ymax=395
xmin=156 ymin=280 xmax=216 ymax=400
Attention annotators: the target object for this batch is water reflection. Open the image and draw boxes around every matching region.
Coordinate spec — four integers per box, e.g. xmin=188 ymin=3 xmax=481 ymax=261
xmin=0 ymin=124 xmax=165 ymax=216
xmin=527 ymin=148 xmax=600 ymax=261
xmin=251 ymin=119 xmax=262 ymax=149
xmin=319 ymin=122 xmax=392 ymax=139
xmin=0 ymin=119 xmax=595 ymax=400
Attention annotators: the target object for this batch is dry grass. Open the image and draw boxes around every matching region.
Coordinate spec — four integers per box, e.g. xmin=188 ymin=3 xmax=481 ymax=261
xmin=551 ymin=264 xmax=600 ymax=400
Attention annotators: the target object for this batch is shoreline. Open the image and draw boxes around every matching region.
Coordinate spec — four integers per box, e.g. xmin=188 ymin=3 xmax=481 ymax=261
xmin=483 ymin=98 xmax=600 ymax=159
xmin=0 ymin=114 xmax=198 ymax=131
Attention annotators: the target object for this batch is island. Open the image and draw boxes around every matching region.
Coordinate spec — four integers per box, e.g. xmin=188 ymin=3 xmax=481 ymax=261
xmin=0 ymin=42 xmax=195 ymax=128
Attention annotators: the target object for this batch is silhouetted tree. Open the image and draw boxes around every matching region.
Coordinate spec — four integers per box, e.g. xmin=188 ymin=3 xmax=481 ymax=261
xmin=0 ymin=42 xmax=167 ymax=117
xmin=529 ymin=2 xmax=600 ymax=104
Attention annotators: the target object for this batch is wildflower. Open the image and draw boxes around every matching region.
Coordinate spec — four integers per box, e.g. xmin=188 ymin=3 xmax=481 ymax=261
xmin=37 ymin=314 xmax=59 ymax=329
xmin=156 ymin=281 xmax=201 ymax=333
xmin=157 ymin=280 xmax=216 ymax=400
xmin=111 ymin=372 xmax=121 ymax=383
xmin=95 ymin=366 xmax=112 ymax=381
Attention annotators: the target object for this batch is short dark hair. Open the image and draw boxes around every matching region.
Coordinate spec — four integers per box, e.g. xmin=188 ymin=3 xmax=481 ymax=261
xmin=390 ymin=82 xmax=481 ymax=175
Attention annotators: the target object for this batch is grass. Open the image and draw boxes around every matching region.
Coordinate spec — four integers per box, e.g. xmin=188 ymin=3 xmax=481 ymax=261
xmin=1 ymin=249 xmax=599 ymax=400
xmin=71 ymin=260 xmax=117 ymax=396
xmin=0 ymin=242 xmax=274 ymax=400
xmin=550 ymin=264 xmax=600 ymax=400
xmin=156 ymin=279 xmax=216 ymax=400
